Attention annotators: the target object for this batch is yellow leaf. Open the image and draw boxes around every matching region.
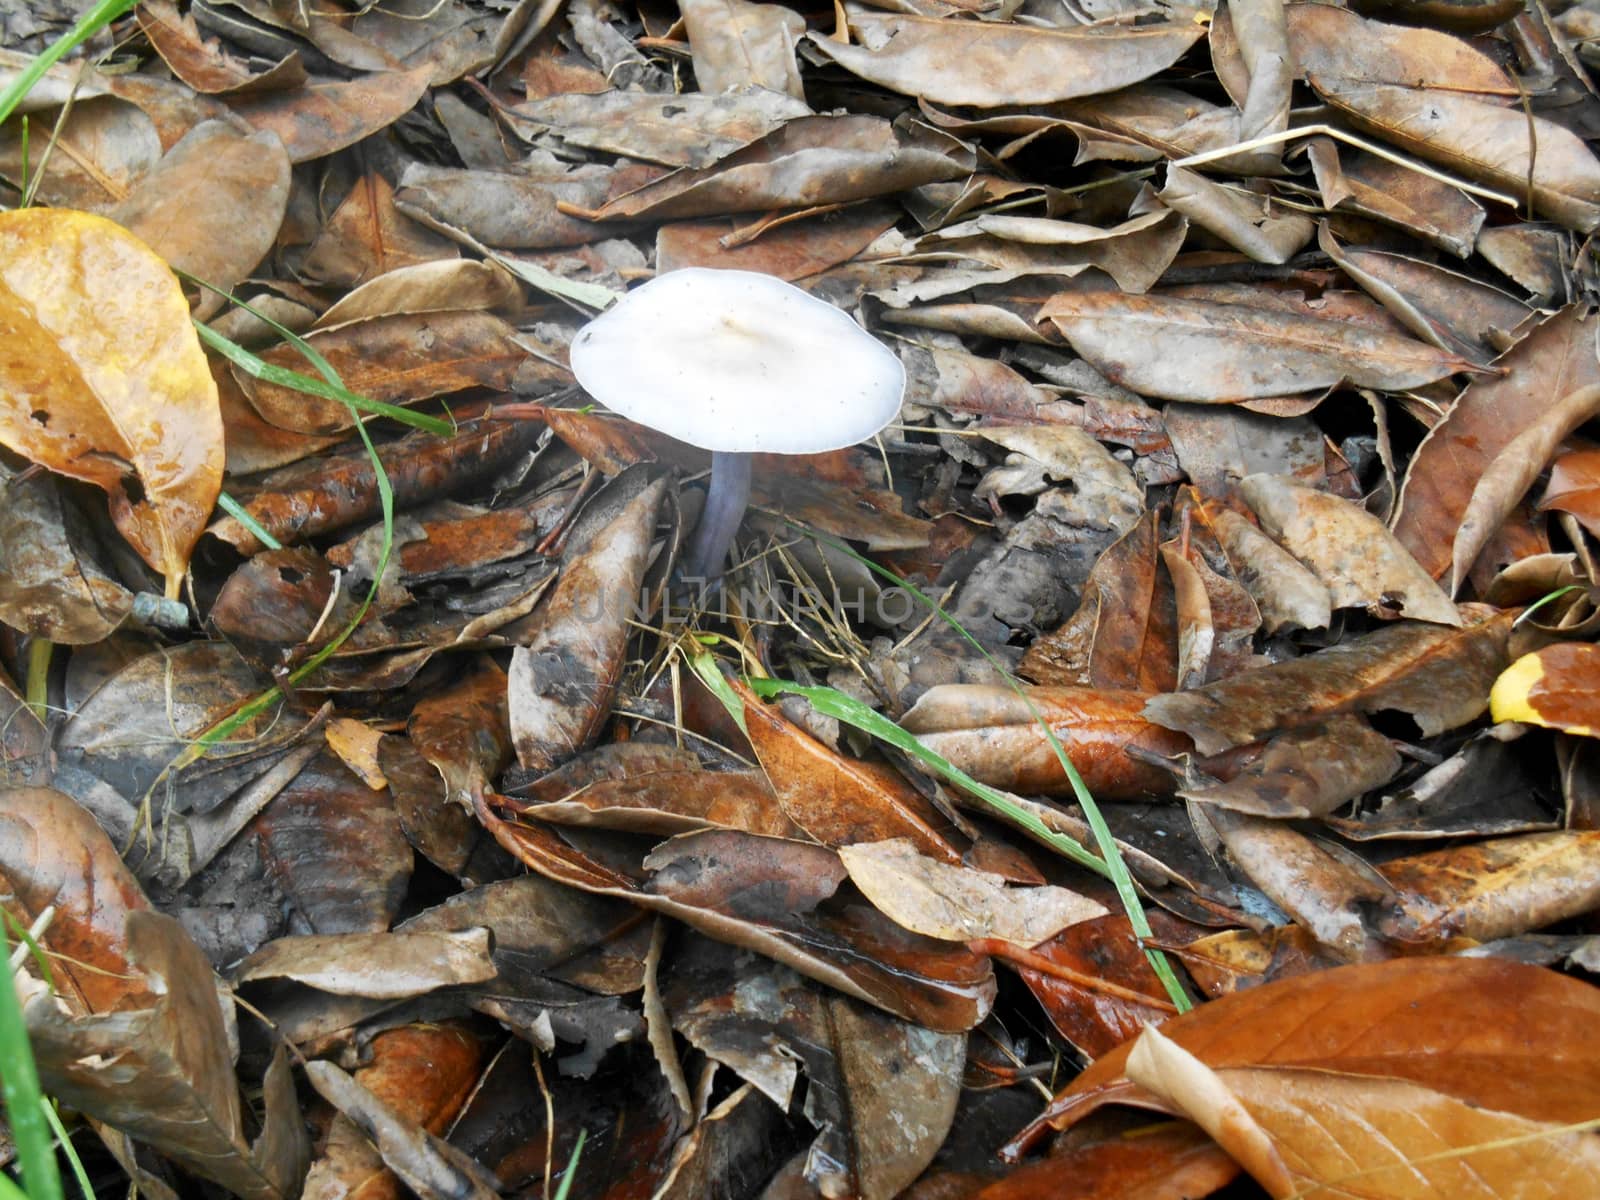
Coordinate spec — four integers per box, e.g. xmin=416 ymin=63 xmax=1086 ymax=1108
xmin=0 ymin=209 xmax=223 ymax=593
xmin=1490 ymin=644 xmax=1599 ymax=735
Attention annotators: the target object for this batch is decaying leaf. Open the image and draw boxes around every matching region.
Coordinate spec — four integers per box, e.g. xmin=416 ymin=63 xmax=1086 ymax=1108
xmin=509 ymin=476 xmax=667 ymax=771
xmin=1144 ymin=612 xmax=1513 ymax=754
xmin=810 ymin=10 xmax=1204 ymax=107
xmin=23 ymin=911 xmax=310 ymax=1200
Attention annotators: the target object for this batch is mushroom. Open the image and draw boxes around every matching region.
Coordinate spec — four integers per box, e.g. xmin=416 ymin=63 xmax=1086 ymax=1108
xmin=569 ymin=268 xmax=905 ymax=578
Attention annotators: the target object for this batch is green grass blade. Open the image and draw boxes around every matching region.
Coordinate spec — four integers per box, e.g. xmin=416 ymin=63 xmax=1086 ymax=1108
xmin=0 ymin=934 xmax=65 ymax=1200
xmin=0 ymin=0 xmax=135 ymax=126
xmin=776 ymin=522 xmax=1192 ymax=1011
xmin=39 ymin=1100 xmax=91 ymax=1200
xmin=552 ymin=1129 xmax=586 ymax=1200
xmin=194 ymin=323 xmax=453 ymax=436
xmin=744 ymin=673 xmax=1110 ymax=876
xmin=215 ymin=492 xmax=283 ymax=552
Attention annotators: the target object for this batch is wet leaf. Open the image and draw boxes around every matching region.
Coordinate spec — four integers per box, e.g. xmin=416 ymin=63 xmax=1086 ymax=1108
xmin=24 ymin=911 xmax=310 ymax=1200
xmin=1379 ymin=830 xmax=1600 ymax=942
xmin=0 ymin=208 xmax=223 ymax=587
xmin=1541 ymin=448 xmax=1600 ymax=537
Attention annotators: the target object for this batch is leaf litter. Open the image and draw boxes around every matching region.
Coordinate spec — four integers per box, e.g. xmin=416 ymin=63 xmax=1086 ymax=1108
xmin=4 ymin=0 xmax=1600 ymax=1197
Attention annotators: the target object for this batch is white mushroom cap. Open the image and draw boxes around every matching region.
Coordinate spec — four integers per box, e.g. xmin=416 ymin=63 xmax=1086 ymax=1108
xmin=569 ymin=268 xmax=905 ymax=454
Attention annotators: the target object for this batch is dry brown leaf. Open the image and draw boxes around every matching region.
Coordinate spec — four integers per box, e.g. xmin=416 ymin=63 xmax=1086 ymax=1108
xmin=1450 ymin=383 xmax=1600 ymax=594
xmin=900 ymin=684 xmax=1191 ymax=797
xmin=229 ymin=65 xmax=433 ymax=163
xmin=1316 ymin=78 xmax=1600 ymax=231
xmin=1020 ymin=509 xmax=1179 ymax=691
xmin=735 ymin=677 xmax=961 ymax=860
xmin=1392 ymin=304 xmax=1600 ymax=579
xmin=1142 ymin=612 xmax=1513 ymax=755
xmin=1040 ymin=290 xmax=1474 ymax=403
xmin=809 ymin=10 xmax=1204 ymax=107
xmin=24 ymin=912 xmax=310 ymax=1200
xmin=107 ymin=121 xmax=290 ymax=320
xmin=1211 ymin=506 xmax=1332 ymax=633
xmin=680 ymin=0 xmax=805 ymax=97
xmin=1239 ymin=474 xmax=1461 ymax=625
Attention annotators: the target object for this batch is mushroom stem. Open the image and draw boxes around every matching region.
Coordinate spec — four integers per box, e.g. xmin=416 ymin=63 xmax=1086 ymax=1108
xmin=684 ymin=450 xmax=753 ymax=579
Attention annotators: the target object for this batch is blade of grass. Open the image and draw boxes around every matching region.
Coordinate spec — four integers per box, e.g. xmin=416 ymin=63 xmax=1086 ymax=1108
xmin=194 ymin=323 xmax=453 ymax=437
xmin=0 ymin=0 xmax=135 ymax=125
xmin=39 ymin=1100 xmax=91 ymax=1200
xmin=551 ymin=1129 xmax=586 ymax=1200
xmin=773 ymin=523 xmax=1192 ymax=1011
xmin=214 ymin=492 xmax=283 ymax=553
xmin=0 ymin=928 xmax=64 ymax=1200
xmin=143 ymin=283 xmax=402 ymax=788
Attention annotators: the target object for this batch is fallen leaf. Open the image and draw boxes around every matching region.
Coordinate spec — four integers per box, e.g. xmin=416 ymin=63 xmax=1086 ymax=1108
xmin=1316 ymin=77 xmax=1600 ymax=231
xmin=1143 ymin=612 xmax=1513 ymax=754
xmin=900 ymin=684 xmax=1192 ymax=798
xmin=232 ymin=928 xmax=498 ymax=996
xmin=1009 ymin=956 xmax=1600 ymax=1186
xmin=24 ymin=911 xmax=310 ymax=1200
xmin=838 ymin=838 xmax=1107 ymax=946
xmin=509 ymin=477 xmax=667 ymax=771
xmin=809 ymin=10 xmax=1204 ymax=107
xmin=1491 ymin=642 xmax=1600 ymax=735
xmin=1379 ymin=830 xmax=1600 ymax=942
xmin=1240 ymin=474 xmax=1461 ymax=625
xmin=1540 ymin=448 xmax=1600 ymax=537
xmin=1392 ymin=305 xmax=1599 ymax=579
xmin=1450 ymin=383 xmax=1600 ymax=594
xmin=1040 ymin=290 xmax=1474 ymax=403
xmin=0 ymin=208 xmax=223 ymax=589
